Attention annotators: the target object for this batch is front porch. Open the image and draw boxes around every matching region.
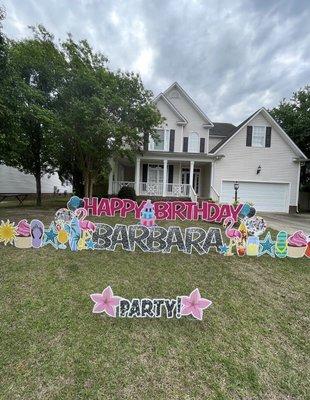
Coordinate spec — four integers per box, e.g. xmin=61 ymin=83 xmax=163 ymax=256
xmin=109 ymin=156 xmax=220 ymax=202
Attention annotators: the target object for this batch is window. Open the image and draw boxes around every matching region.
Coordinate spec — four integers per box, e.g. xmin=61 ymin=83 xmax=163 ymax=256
xmin=149 ymin=129 xmax=169 ymax=151
xmin=148 ymin=164 xmax=163 ymax=183
xmin=188 ymin=132 xmax=199 ymax=153
xmin=252 ymin=126 xmax=266 ymax=147
xmin=154 ymin=129 xmax=165 ymax=150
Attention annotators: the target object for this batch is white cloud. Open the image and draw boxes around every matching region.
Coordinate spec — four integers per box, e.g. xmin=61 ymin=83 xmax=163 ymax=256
xmin=2 ymin=0 xmax=310 ymax=123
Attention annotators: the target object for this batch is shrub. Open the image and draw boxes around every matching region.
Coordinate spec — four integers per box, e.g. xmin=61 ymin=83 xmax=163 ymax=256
xmin=117 ymin=186 xmax=136 ymax=200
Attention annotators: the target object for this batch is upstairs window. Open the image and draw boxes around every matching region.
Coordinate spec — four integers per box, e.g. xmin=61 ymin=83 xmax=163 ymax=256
xmin=188 ymin=132 xmax=199 ymax=153
xmin=149 ymin=129 xmax=170 ymax=151
xmin=252 ymin=126 xmax=266 ymax=147
xmin=152 ymin=129 xmax=165 ymax=150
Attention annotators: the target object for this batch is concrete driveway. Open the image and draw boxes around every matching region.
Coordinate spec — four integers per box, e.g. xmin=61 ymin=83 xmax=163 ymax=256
xmin=260 ymin=212 xmax=310 ymax=234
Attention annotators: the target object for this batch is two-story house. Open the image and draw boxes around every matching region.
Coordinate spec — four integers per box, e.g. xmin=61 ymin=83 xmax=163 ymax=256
xmin=108 ymin=82 xmax=307 ymax=213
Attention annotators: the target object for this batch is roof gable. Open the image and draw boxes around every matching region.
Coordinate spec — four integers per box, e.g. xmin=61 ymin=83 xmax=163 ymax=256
xmin=154 ymin=93 xmax=188 ymax=124
xmin=210 ymin=108 xmax=307 ymax=159
xmin=163 ymin=82 xmax=213 ymax=127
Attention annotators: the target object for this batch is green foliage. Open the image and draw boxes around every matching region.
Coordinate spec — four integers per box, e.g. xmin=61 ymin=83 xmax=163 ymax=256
xmin=117 ymin=185 xmax=136 ymax=200
xmin=55 ymin=36 xmax=162 ymax=197
xmin=0 ymin=22 xmax=162 ymax=202
xmin=0 ymin=24 xmax=66 ymax=205
xmin=269 ymin=86 xmax=310 ymax=157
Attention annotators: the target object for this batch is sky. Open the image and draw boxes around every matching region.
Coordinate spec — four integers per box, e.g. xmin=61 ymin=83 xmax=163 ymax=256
xmin=2 ymin=0 xmax=310 ymax=124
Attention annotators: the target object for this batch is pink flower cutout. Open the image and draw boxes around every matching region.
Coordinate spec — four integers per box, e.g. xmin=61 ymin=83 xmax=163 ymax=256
xmin=181 ymin=288 xmax=212 ymax=320
xmin=90 ymin=286 xmax=122 ymax=317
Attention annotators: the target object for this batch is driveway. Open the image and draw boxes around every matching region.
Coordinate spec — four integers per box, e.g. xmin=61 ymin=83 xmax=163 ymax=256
xmin=260 ymin=212 xmax=310 ymax=234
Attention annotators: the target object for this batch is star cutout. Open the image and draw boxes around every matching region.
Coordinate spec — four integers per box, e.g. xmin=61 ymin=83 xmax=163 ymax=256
xmin=86 ymin=239 xmax=95 ymax=250
xmin=90 ymin=286 xmax=122 ymax=317
xmin=180 ymin=288 xmax=212 ymax=320
xmin=259 ymin=232 xmax=275 ymax=257
xmin=43 ymin=223 xmax=58 ymax=249
xmin=219 ymin=244 xmax=229 ymax=255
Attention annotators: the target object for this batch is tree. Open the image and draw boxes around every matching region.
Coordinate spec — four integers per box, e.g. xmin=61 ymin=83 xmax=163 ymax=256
xmin=0 ymin=25 xmax=66 ymax=205
xmin=56 ymin=36 xmax=162 ymax=197
xmin=269 ymin=86 xmax=310 ymax=157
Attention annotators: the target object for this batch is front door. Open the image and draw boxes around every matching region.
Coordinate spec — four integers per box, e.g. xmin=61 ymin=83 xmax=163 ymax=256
xmin=147 ymin=164 xmax=163 ymax=195
xmin=181 ymin=168 xmax=200 ymax=195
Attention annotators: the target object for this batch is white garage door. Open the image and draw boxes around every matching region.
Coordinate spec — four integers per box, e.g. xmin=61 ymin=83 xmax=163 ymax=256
xmin=221 ymin=181 xmax=290 ymax=212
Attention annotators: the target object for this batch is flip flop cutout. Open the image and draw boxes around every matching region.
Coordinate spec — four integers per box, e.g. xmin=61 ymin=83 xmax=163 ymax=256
xmin=30 ymin=219 xmax=44 ymax=248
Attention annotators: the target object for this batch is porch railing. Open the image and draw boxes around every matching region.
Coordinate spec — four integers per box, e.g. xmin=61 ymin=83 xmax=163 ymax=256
xmin=112 ymin=181 xmax=197 ymax=200
xmin=139 ymin=182 xmax=164 ymax=196
xmin=112 ymin=181 xmax=135 ymax=194
xmin=210 ymin=185 xmax=220 ymax=202
xmin=189 ymin=185 xmax=198 ymax=202
xmin=139 ymin=182 xmax=194 ymax=198
xmin=166 ymin=183 xmax=190 ymax=197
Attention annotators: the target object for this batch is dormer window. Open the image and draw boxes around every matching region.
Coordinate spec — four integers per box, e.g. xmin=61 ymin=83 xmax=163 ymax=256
xmin=252 ymin=126 xmax=266 ymax=147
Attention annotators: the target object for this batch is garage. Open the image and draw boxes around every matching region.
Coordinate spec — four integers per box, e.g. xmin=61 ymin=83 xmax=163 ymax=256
xmin=221 ymin=180 xmax=290 ymax=212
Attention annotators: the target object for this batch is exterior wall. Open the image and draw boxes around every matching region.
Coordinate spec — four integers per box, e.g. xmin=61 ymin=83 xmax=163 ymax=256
xmin=200 ymin=163 xmax=211 ymax=198
xmin=156 ymin=87 xmax=209 ymax=153
xmin=0 ymin=165 xmax=72 ymax=194
xmin=209 ymin=136 xmax=223 ymax=152
xmin=122 ymin=165 xmax=135 ymax=181
xmin=155 ymin=100 xmax=182 ymax=151
xmin=212 ymin=113 xmax=300 ymax=207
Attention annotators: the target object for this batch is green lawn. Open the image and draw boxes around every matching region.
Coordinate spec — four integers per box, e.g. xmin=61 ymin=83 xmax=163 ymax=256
xmin=0 ymin=198 xmax=309 ymax=399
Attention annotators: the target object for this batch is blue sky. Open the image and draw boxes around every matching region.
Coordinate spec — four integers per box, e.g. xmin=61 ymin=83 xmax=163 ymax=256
xmin=3 ymin=0 xmax=310 ymax=124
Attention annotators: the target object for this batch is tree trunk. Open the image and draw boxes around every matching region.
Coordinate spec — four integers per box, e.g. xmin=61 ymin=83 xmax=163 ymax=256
xmin=89 ymin=176 xmax=94 ymax=198
xmin=72 ymin=169 xmax=84 ymax=197
xmin=35 ymin=173 xmax=42 ymax=206
xmin=84 ymin=171 xmax=89 ymax=197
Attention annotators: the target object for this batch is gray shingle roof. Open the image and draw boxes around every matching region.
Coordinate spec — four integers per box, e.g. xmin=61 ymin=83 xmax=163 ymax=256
xmin=210 ymin=122 xmax=236 ymax=137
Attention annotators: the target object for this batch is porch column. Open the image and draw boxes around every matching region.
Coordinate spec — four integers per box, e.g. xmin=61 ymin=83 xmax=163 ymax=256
xmin=108 ymin=160 xmax=114 ymax=195
xmin=163 ymin=159 xmax=168 ymax=197
xmin=189 ymin=160 xmax=194 ymax=191
xmin=135 ymin=157 xmax=140 ymax=195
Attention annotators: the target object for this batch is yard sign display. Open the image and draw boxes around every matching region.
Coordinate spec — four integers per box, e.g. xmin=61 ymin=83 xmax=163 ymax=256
xmin=90 ymin=286 xmax=212 ymax=320
xmin=0 ymin=195 xmax=309 ymax=258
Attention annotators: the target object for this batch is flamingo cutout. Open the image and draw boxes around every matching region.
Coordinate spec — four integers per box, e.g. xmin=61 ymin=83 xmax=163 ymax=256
xmin=223 ymin=217 xmax=242 ymax=255
xmin=75 ymin=208 xmax=96 ymax=232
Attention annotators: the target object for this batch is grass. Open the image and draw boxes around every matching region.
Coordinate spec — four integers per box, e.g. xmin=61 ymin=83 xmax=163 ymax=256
xmin=0 ymin=197 xmax=309 ymax=399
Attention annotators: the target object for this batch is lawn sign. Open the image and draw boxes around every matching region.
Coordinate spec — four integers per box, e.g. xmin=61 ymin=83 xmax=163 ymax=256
xmin=0 ymin=195 xmax=309 ymax=258
xmin=90 ymin=286 xmax=212 ymax=320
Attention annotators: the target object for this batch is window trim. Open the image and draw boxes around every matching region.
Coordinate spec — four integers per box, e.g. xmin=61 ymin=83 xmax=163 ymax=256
xmin=148 ymin=129 xmax=170 ymax=151
xmin=188 ymin=131 xmax=200 ymax=153
xmin=252 ymin=126 xmax=266 ymax=148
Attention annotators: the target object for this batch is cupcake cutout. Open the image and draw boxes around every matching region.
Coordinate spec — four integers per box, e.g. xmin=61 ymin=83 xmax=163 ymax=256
xmin=287 ymin=230 xmax=307 ymax=258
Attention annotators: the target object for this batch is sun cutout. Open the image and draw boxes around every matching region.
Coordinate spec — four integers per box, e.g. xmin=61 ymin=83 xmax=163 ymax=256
xmin=0 ymin=220 xmax=17 ymax=245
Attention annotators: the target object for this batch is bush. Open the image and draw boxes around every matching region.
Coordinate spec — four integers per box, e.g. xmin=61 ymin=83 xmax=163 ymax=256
xmin=117 ymin=186 xmax=136 ymax=200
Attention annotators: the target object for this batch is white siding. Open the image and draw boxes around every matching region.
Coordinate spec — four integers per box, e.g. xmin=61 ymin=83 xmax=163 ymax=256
xmin=212 ymin=113 xmax=300 ymax=208
xmin=0 ymin=165 xmax=72 ymax=194
xmin=209 ymin=136 xmax=223 ymax=152
xmin=156 ymin=88 xmax=209 ymax=153
xmin=155 ymin=100 xmax=183 ymax=152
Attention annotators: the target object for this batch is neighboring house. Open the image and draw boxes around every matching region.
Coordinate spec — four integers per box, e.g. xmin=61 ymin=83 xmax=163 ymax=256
xmin=0 ymin=165 xmax=72 ymax=195
xmin=110 ymin=81 xmax=307 ymax=213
